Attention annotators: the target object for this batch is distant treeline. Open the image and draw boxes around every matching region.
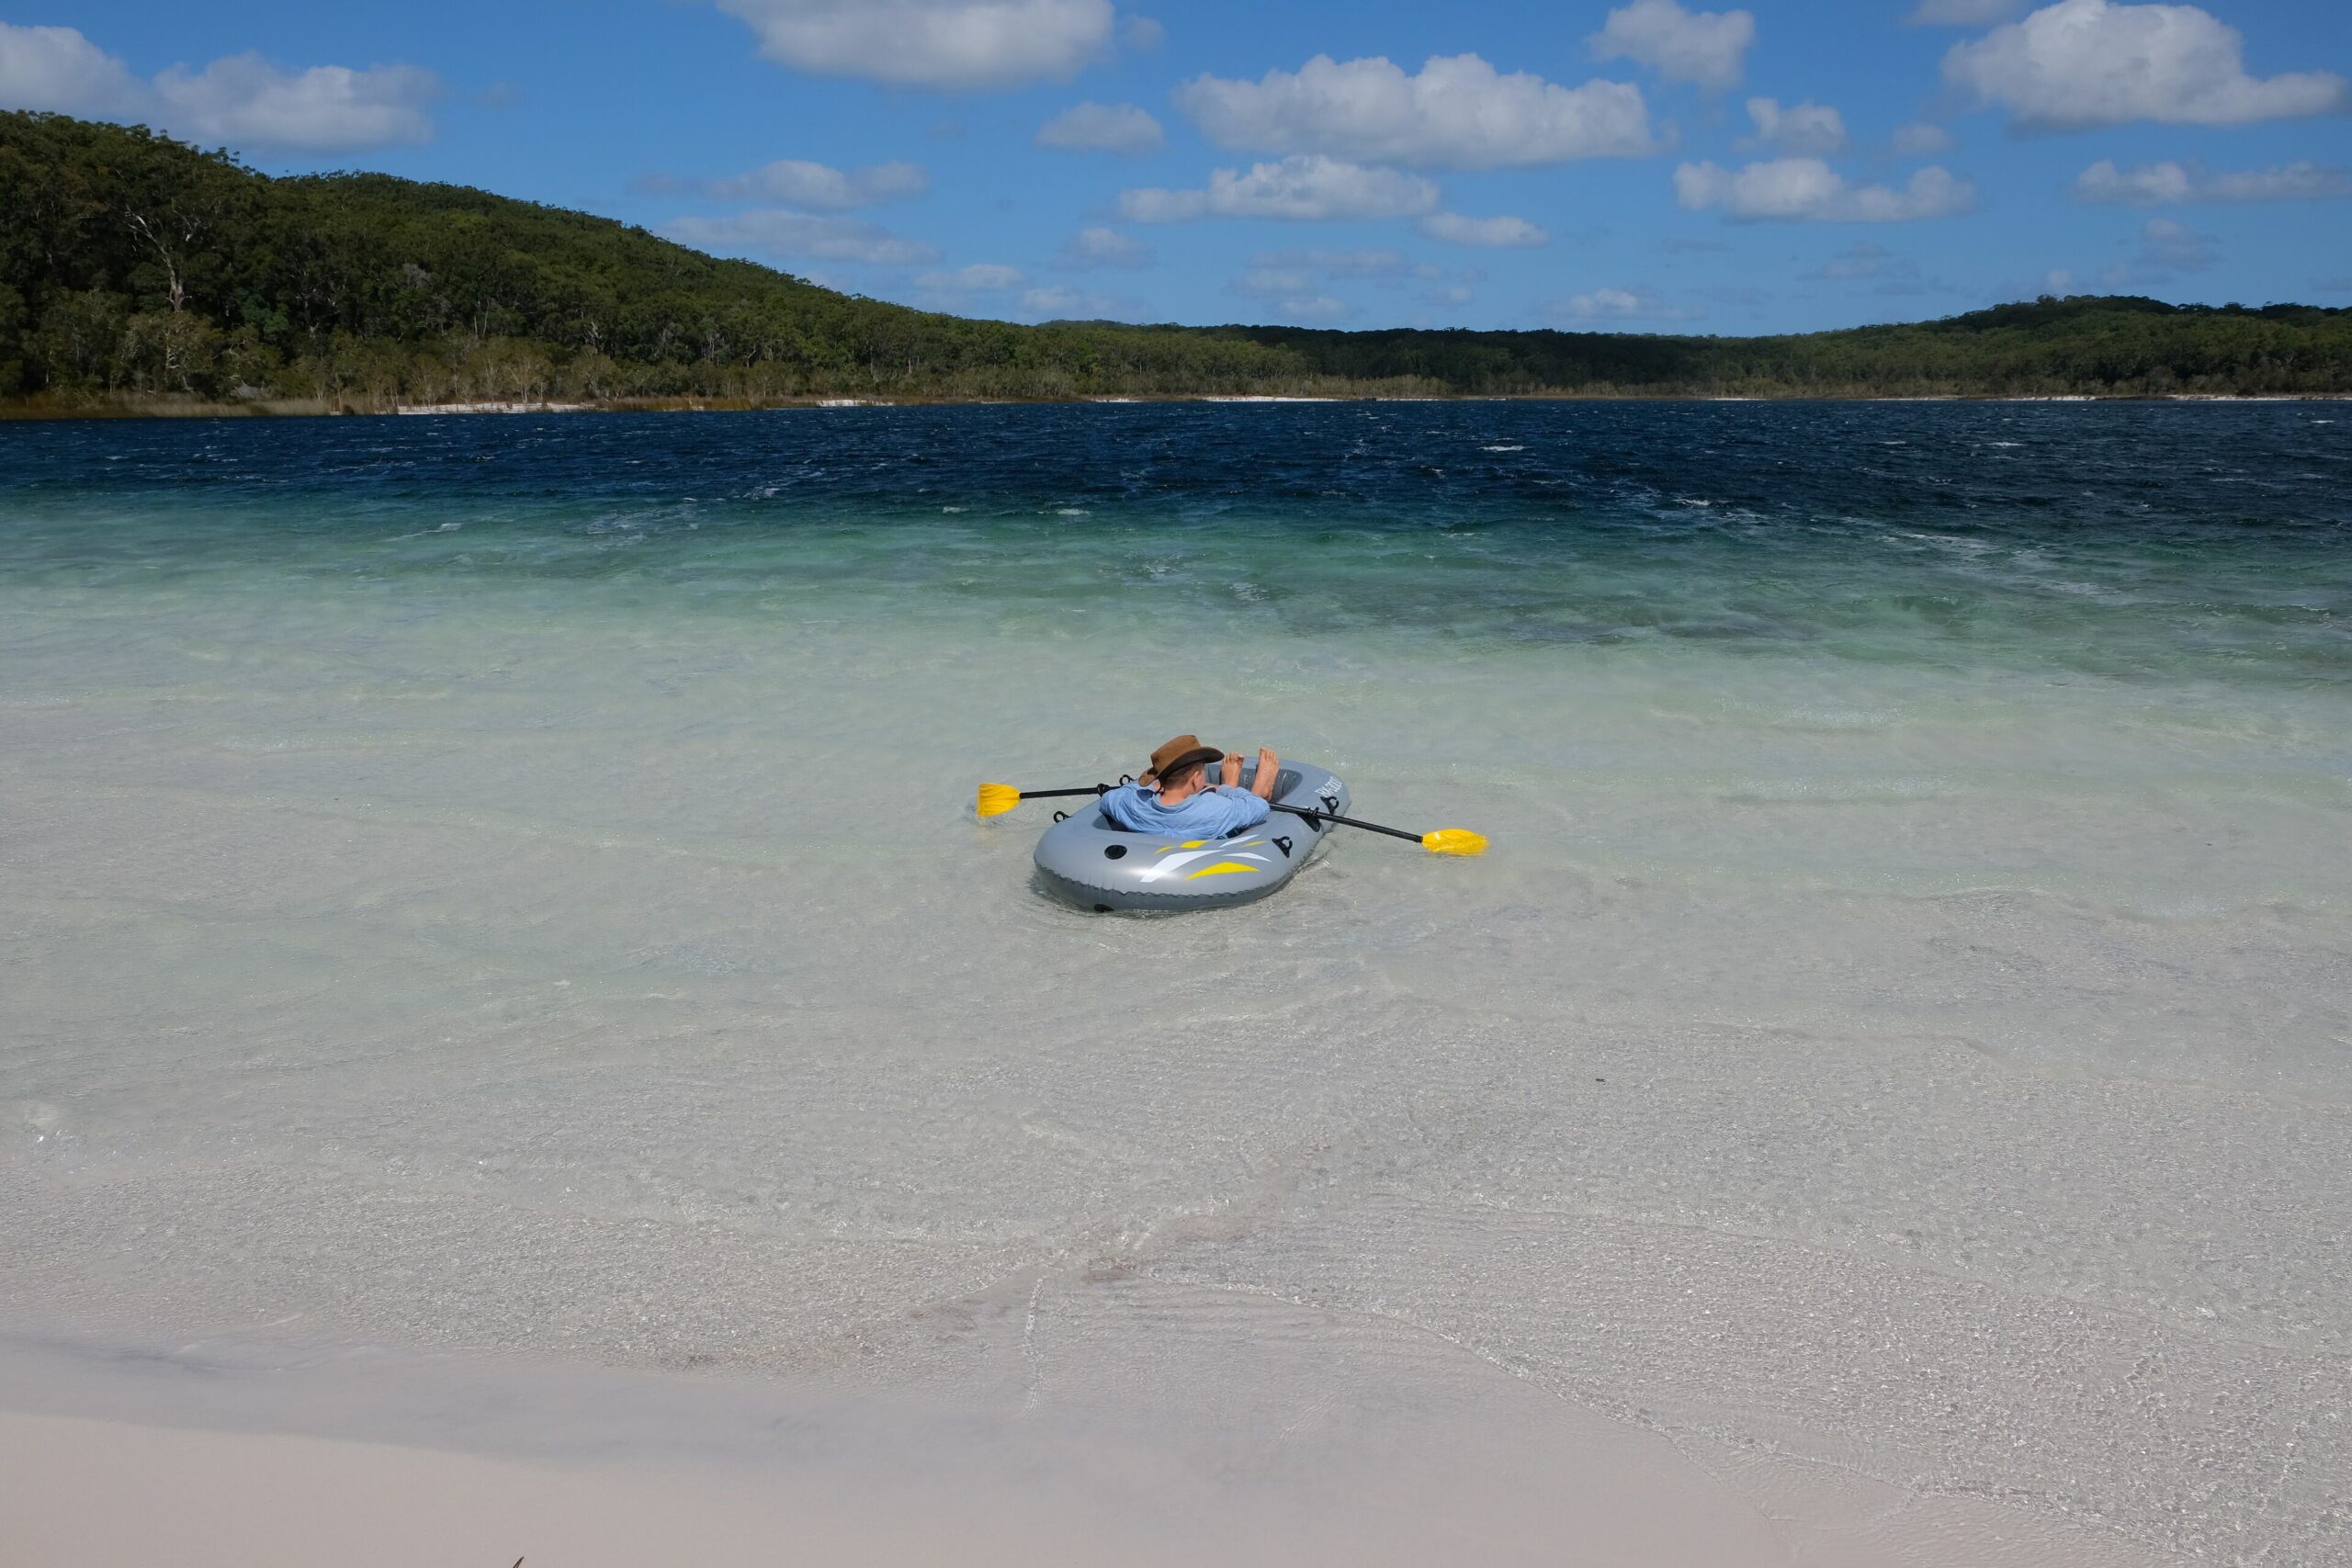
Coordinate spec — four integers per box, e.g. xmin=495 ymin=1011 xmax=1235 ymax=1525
xmin=5 ymin=109 xmax=2349 ymax=413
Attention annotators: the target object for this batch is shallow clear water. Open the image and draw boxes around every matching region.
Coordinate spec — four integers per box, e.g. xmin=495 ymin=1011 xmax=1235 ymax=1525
xmin=5 ymin=403 xmax=2349 ymax=1564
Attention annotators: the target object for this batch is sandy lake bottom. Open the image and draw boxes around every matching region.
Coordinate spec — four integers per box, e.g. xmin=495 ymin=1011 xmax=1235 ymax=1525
xmin=4 ymin=402 xmax=2347 ymax=1563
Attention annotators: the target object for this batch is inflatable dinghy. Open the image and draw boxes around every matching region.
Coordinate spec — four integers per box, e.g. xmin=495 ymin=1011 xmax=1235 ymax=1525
xmin=1033 ymin=761 xmax=1350 ymax=912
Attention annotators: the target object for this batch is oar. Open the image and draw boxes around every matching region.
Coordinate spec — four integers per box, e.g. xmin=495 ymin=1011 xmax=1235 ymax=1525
xmin=979 ymin=781 xmax=1486 ymax=855
xmin=975 ymin=782 xmax=1106 ymax=817
xmin=1272 ymin=803 xmax=1486 ymax=857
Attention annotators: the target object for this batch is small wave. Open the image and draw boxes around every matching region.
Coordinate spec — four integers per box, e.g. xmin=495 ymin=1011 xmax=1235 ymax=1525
xmin=2034 ymin=578 xmax=2137 ymax=603
xmin=1479 ymin=445 xmax=1525 ymax=452
xmin=1727 ymin=703 xmax=1894 ymax=732
xmin=1722 ymin=775 xmax=1951 ymax=805
xmin=1055 ymin=507 xmax=1091 ymax=517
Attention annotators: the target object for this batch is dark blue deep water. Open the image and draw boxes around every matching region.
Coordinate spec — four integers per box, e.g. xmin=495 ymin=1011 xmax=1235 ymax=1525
xmin=4 ymin=400 xmax=2347 ymax=681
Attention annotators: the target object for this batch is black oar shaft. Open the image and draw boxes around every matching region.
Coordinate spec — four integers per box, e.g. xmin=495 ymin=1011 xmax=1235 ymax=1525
xmin=1012 ymin=788 xmax=1430 ymax=845
xmin=1271 ymin=802 xmax=1422 ymax=844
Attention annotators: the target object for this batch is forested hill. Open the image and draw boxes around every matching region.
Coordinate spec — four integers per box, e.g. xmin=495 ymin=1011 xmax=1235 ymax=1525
xmin=4 ymin=109 xmax=2347 ymax=413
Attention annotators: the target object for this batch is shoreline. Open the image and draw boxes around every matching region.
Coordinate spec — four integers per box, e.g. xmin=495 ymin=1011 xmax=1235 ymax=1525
xmin=5 ymin=389 xmax=2349 ymax=421
xmin=0 ymin=1329 xmax=2194 ymax=1568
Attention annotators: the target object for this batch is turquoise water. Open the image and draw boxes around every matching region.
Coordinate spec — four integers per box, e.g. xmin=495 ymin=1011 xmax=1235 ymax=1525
xmin=7 ymin=402 xmax=2349 ymax=677
xmin=5 ymin=403 xmax=2350 ymax=1564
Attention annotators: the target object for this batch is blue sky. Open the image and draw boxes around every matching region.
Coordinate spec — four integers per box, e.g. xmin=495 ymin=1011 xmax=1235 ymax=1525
xmin=6 ymin=0 xmax=2348 ymax=333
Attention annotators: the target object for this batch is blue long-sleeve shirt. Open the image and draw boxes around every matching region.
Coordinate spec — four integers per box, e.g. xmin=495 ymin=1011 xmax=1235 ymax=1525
xmin=1097 ymin=782 xmax=1272 ymax=838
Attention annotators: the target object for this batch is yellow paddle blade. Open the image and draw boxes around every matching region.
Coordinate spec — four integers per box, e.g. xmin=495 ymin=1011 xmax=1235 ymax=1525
xmin=975 ymin=783 xmax=1022 ymax=818
xmin=1421 ymin=829 xmax=1487 ymax=857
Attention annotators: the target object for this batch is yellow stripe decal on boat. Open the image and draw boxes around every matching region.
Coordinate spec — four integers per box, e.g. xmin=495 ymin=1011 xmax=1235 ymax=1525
xmin=1186 ymin=861 xmax=1259 ymax=879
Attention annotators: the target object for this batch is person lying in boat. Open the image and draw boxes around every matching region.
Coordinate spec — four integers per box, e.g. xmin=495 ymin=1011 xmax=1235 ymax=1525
xmin=1097 ymin=734 xmax=1280 ymax=837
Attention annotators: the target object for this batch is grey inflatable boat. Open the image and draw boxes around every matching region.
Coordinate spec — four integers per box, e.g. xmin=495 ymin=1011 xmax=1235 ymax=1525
xmin=1034 ymin=761 xmax=1350 ymax=912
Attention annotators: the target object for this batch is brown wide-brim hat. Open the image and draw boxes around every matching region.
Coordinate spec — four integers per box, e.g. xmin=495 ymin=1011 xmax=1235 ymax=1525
xmin=1148 ymin=733 xmax=1223 ymax=778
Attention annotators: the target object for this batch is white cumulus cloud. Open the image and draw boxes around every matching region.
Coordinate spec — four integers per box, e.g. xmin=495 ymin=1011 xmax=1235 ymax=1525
xmin=1589 ymin=0 xmax=1756 ymax=91
xmin=1116 ymin=154 xmax=1441 ymax=222
xmin=1056 ymin=226 xmax=1153 ymax=268
xmin=713 ymin=0 xmax=1113 ymax=90
xmin=0 ymin=23 xmax=144 ymax=116
xmin=152 ymin=55 xmax=437 ymax=150
xmin=2075 ymin=158 xmax=2352 ymax=205
xmin=1174 ymin=52 xmax=1656 ymax=169
xmin=1419 ymin=212 xmax=1550 ymax=247
xmin=697 ymin=158 xmax=928 ymax=207
xmin=1675 ymin=158 xmax=1977 ymax=221
xmin=664 ymin=209 xmax=943 ymax=265
xmin=1035 ymin=101 xmax=1163 ymax=153
xmin=1943 ymin=0 xmax=2350 ymax=130
xmin=1546 ymin=285 xmax=1706 ymax=323
xmin=0 ymin=24 xmax=437 ymax=151
xmin=1738 ymin=97 xmax=1848 ymax=155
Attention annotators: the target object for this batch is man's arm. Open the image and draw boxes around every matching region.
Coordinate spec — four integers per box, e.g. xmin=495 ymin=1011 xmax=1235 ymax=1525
xmin=1096 ymin=781 xmax=1140 ymax=829
xmin=1227 ymin=789 xmax=1272 ymax=830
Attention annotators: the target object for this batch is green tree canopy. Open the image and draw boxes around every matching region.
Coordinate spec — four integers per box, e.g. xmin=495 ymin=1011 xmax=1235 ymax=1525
xmin=4 ymin=110 xmax=2346 ymax=412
